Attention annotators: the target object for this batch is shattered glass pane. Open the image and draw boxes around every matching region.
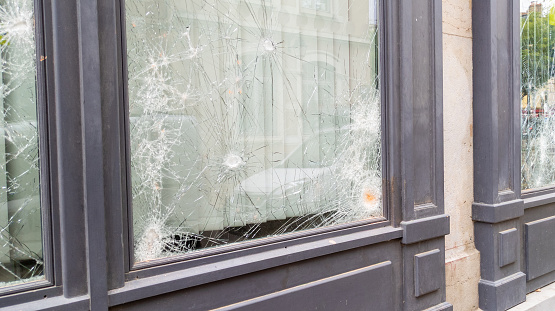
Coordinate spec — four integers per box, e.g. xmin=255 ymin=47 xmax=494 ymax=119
xmin=126 ymin=0 xmax=381 ymax=262
xmin=521 ymin=1 xmax=555 ymax=189
xmin=0 ymin=0 xmax=44 ymax=286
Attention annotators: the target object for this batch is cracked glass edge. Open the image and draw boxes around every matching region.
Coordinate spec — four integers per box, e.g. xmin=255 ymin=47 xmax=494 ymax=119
xmin=126 ymin=0 xmax=381 ymax=262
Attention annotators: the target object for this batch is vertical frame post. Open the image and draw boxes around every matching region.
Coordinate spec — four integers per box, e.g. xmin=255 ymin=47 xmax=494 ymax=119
xmin=472 ymin=0 xmax=526 ymax=310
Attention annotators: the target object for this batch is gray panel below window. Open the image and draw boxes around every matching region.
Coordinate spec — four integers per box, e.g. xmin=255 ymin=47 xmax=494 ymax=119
xmin=498 ymin=228 xmax=518 ymax=268
xmin=414 ymin=249 xmax=441 ymax=297
xmin=216 ymin=261 xmax=393 ymax=311
xmin=525 ymin=216 xmax=555 ymax=281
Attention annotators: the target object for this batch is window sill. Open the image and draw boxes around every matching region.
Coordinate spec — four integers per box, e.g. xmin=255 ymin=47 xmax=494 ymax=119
xmin=130 ymin=217 xmax=389 ymax=272
xmin=110 ymin=225 xmax=402 ymax=307
xmin=523 ymin=191 xmax=555 ymax=210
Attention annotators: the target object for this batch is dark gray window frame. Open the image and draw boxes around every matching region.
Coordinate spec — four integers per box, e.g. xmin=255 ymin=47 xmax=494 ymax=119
xmin=118 ymin=0 xmax=399 ymax=279
xmin=0 ymin=0 xmax=451 ymax=310
xmin=472 ymin=1 xmax=555 ymax=310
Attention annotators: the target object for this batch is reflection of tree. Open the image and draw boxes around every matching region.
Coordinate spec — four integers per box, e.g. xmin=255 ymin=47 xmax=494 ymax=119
xmin=521 ymin=8 xmax=555 ymax=190
xmin=521 ymin=11 xmax=555 ymax=98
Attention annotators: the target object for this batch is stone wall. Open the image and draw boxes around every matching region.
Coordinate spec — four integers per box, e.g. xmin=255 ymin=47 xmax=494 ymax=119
xmin=442 ymin=0 xmax=480 ymax=310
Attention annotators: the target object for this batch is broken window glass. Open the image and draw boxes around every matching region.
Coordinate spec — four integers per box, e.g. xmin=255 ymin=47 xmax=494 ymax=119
xmin=0 ymin=0 xmax=43 ymax=286
xmin=126 ymin=0 xmax=381 ymax=262
xmin=521 ymin=0 xmax=555 ymax=190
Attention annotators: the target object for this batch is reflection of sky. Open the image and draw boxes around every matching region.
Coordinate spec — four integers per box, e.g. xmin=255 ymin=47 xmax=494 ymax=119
xmin=521 ymin=0 xmax=555 ymax=13
xmin=521 ymin=0 xmax=533 ymax=13
xmin=369 ymin=0 xmax=378 ymax=24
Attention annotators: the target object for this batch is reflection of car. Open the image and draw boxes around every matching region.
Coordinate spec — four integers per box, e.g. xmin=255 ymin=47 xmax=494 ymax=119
xmin=224 ymin=131 xmax=339 ymax=227
xmin=226 ymin=166 xmax=334 ymax=227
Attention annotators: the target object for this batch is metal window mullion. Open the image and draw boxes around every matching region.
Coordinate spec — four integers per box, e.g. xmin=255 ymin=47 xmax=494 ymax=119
xmin=51 ymin=0 xmax=88 ymax=298
xmin=77 ymin=0 xmax=109 ymax=309
xmin=98 ymin=0 xmax=126 ymax=290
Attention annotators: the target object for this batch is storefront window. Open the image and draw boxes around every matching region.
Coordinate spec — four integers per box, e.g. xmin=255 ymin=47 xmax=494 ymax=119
xmin=126 ymin=0 xmax=381 ymax=262
xmin=521 ymin=0 xmax=555 ymax=189
xmin=0 ymin=0 xmax=43 ymax=286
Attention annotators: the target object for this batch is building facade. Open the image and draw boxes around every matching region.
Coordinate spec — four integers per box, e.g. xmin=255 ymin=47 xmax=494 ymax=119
xmin=0 ymin=0 xmax=553 ymax=310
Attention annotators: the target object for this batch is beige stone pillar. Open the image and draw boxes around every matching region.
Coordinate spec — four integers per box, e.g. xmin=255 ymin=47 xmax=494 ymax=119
xmin=443 ymin=0 xmax=481 ymax=310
